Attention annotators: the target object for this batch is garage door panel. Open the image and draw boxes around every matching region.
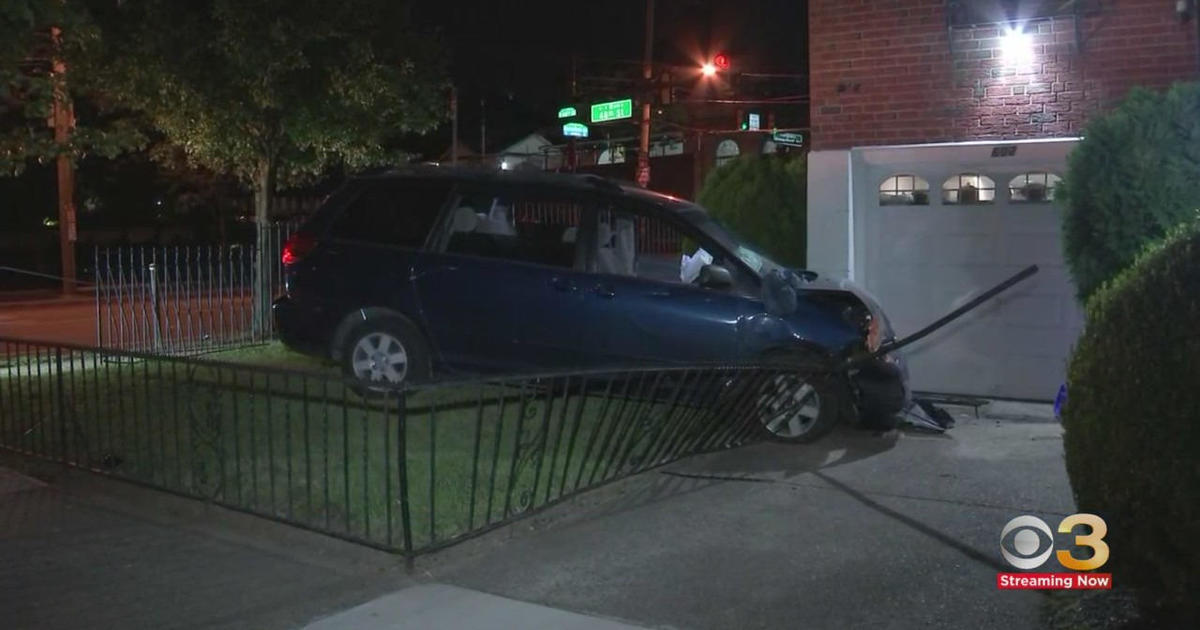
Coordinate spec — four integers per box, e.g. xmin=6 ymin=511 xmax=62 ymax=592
xmin=997 ymin=325 xmax=1079 ymax=359
xmin=1000 ymin=208 xmax=1062 ymax=234
xmin=1004 ymin=233 xmax=1068 ymax=266
xmin=858 ymin=146 xmax=1082 ymax=399
xmin=1001 ymin=355 xmax=1068 ymax=400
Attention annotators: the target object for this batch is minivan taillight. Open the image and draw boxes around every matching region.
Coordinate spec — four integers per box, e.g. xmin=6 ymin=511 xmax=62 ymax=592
xmin=282 ymin=232 xmax=317 ymax=266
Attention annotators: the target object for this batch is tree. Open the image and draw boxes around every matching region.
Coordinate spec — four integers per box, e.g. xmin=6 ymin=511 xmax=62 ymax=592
xmin=90 ymin=0 xmax=447 ymax=328
xmin=1059 ymin=82 xmax=1200 ymax=303
xmin=1 ymin=0 xmax=144 ymax=175
xmin=697 ymin=153 xmax=807 ymax=268
xmin=91 ymin=0 xmax=447 ymax=225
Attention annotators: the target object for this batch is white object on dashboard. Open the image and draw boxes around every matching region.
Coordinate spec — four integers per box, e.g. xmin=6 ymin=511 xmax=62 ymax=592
xmin=680 ymin=248 xmax=713 ymax=284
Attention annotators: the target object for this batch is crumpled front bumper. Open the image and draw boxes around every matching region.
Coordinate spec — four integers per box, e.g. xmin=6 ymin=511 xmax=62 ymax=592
xmin=850 ymin=353 xmax=910 ymax=418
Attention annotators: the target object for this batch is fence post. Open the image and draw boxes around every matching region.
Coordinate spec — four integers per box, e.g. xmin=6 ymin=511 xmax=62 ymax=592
xmin=55 ymin=348 xmax=67 ymax=464
xmin=148 ymin=262 xmax=163 ymax=352
xmin=94 ymin=246 xmax=102 ymax=348
xmin=396 ymin=390 xmax=414 ymax=559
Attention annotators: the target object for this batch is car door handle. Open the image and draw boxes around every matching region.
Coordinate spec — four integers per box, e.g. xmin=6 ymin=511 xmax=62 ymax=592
xmin=592 ymin=283 xmax=615 ymax=299
xmin=550 ymin=276 xmax=577 ymax=292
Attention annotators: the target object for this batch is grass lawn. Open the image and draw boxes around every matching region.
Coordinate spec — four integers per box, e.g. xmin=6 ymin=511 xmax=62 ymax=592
xmin=0 ymin=343 xmax=747 ymax=552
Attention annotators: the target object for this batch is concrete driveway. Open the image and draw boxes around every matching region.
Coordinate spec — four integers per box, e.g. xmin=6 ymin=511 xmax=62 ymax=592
xmin=424 ymin=405 xmax=1073 ymax=629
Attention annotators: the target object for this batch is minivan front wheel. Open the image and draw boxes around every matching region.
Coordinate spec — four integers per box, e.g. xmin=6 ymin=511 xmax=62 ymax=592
xmin=341 ymin=318 xmax=430 ymax=390
xmin=754 ymin=351 xmax=839 ymax=444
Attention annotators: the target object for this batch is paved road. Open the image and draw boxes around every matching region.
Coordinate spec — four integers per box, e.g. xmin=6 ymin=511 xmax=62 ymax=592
xmin=0 ymin=297 xmax=98 ymax=348
xmin=0 ymin=292 xmax=255 ymax=355
xmin=427 ymin=406 xmax=1072 ymax=630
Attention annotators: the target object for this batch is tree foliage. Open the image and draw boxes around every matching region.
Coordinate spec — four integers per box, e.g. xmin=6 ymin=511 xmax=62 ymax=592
xmin=1059 ymin=82 xmax=1200 ymax=303
xmin=0 ymin=0 xmax=144 ymax=175
xmin=697 ymin=153 xmax=807 ymax=268
xmin=90 ymin=0 xmax=448 ymax=221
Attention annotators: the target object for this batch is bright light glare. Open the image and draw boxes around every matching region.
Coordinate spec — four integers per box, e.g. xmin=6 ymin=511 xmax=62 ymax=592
xmin=700 ymin=63 xmax=717 ymax=77
xmin=1001 ymin=27 xmax=1034 ymax=66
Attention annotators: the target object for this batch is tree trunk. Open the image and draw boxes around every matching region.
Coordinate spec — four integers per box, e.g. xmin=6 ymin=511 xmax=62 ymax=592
xmin=252 ymin=157 xmax=276 ymax=339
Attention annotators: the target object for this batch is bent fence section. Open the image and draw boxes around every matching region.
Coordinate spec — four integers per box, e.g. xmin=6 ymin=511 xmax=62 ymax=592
xmin=0 ymin=336 xmax=790 ymax=555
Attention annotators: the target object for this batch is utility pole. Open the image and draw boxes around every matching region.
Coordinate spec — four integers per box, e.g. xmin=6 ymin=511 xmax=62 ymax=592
xmin=450 ymin=86 xmax=458 ymax=165
xmin=637 ymin=0 xmax=655 ymax=188
xmin=49 ymin=26 xmax=77 ymax=294
xmin=567 ymin=53 xmax=578 ymax=172
xmin=480 ymin=98 xmax=487 ymax=161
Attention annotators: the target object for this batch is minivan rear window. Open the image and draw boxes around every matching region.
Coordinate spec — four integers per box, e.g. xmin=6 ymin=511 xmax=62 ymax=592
xmin=328 ymin=181 xmax=451 ymax=248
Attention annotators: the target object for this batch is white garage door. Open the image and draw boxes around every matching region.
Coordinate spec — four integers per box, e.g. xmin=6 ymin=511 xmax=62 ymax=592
xmin=852 ymin=139 xmax=1085 ymax=400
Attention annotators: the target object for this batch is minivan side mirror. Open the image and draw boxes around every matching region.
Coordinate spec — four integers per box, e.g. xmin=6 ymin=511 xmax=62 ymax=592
xmin=697 ymin=264 xmax=733 ymax=289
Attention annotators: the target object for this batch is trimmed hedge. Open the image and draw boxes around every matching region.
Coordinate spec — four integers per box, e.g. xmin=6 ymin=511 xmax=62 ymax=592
xmin=1059 ymin=82 xmax=1200 ymax=303
xmin=697 ymin=153 xmax=807 ymax=268
xmin=1063 ymin=221 xmax=1200 ymax=623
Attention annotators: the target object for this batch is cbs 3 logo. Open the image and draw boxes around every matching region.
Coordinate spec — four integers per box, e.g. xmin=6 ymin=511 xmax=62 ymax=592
xmin=1000 ymin=514 xmax=1109 ymax=571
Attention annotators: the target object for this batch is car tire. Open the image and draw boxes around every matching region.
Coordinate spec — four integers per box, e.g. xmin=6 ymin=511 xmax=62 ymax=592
xmin=341 ymin=317 xmax=430 ymax=393
xmin=753 ymin=351 xmax=840 ymax=444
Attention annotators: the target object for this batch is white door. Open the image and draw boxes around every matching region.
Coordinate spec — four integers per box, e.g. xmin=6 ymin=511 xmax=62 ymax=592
xmin=852 ymin=140 xmax=1084 ymax=400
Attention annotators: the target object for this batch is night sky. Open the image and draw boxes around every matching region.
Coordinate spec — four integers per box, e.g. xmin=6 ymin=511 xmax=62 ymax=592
xmin=420 ymin=0 xmax=808 ymax=149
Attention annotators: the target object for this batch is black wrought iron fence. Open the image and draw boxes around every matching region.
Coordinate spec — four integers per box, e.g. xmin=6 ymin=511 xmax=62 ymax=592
xmin=94 ymin=223 xmax=297 ymax=354
xmin=0 ymin=336 xmax=796 ymax=555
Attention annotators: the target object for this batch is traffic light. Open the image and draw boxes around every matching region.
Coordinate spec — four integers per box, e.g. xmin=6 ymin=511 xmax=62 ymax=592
xmin=713 ymin=52 xmax=730 ymax=71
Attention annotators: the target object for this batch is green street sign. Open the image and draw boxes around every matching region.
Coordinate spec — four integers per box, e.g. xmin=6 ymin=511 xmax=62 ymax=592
xmin=590 ymin=98 xmax=633 ymax=123
xmin=772 ymin=131 xmax=805 ymax=147
xmin=562 ymin=122 xmax=589 ymax=138
xmin=557 ymin=106 xmax=578 ymax=119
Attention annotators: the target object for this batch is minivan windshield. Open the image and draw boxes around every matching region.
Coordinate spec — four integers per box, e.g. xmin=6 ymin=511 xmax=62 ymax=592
xmin=677 ymin=207 xmax=786 ymax=279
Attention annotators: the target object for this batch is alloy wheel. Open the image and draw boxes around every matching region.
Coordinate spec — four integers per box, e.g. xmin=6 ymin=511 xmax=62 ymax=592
xmin=350 ymin=332 xmax=409 ymax=385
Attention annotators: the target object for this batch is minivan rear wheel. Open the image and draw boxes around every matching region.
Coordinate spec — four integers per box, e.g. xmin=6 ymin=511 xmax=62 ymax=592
xmin=341 ymin=318 xmax=430 ymax=391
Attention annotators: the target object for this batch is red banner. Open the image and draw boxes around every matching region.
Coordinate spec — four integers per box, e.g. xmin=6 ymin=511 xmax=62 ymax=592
xmin=996 ymin=573 xmax=1112 ymax=590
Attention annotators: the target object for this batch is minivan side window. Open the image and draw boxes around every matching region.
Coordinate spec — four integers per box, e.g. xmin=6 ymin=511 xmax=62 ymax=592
xmin=597 ymin=205 xmax=747 ymax=289
xmin=328 ymin=181 xmax=451 ymax=248
xmin=444 ymin=190 xmax=586 ymax=270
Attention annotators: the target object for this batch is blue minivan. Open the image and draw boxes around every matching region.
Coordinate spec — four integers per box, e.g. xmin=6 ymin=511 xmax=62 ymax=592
xmin=274 ymin=168 xmax=908 ymax=442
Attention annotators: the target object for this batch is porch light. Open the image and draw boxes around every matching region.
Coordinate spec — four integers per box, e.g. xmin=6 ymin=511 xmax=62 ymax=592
xmin=1000 ymin=26 xmax=1034 ymax=66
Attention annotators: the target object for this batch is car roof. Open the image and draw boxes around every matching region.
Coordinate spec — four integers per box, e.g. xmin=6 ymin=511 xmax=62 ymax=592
xmin=351 ymin=166 xmax=700 ymax=215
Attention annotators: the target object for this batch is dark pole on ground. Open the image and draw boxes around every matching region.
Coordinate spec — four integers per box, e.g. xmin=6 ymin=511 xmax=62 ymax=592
xmin=637 ymin=0 xmax=655 ymax=188
xmin=50 ymin=26 xmax=77 ymax=295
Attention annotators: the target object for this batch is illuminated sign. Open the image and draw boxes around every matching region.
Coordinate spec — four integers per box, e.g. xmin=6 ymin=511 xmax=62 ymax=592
xmin=562 ymin=122 xmax=589 ymax=138
xmin=772 ymin=131 xmax=805 ymax=147
xmin=557 ymin=106 xmax=578 ymax=119
xmin=748 ymin=113 xmax=760 ymax=131
xmin=590 ymin=98 xmax=633 ymax=123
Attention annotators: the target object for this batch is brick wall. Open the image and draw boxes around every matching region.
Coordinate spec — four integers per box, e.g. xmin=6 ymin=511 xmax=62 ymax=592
xmin=810 ymin=0 xmax=1199 ymax=150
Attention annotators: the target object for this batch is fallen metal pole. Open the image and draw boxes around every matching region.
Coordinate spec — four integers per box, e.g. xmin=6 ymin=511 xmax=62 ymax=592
xmin=841 ymin=264 xmax=1040 ymax=371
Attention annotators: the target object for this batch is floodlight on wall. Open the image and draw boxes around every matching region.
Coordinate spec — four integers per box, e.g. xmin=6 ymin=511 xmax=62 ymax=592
xmin=1000 ymin=26 xmax=1034 ymax=66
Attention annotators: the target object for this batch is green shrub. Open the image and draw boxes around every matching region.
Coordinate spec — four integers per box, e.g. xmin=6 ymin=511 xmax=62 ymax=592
xmin=697 ymin=153 xmax=807 ymax=268
xmin=1063 ymin=220 xmax=1200 ymax=623
xmin=1060 ymin=82 xmax=1200 ymax=303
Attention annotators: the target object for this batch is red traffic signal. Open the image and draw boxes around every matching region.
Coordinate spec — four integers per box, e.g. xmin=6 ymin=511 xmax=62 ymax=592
xmin=712 ymin=52 xmax=730 ymax=70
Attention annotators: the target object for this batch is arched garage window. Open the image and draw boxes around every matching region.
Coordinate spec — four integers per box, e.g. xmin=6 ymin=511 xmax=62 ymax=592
xmin=879 ymin=174 xmax=930 ymax=206
xmin=942 ymin=173 xmax=995 ymax=205
xmin=715 ymin=139 xmax=740 ymax=167
xmin=1009 ymin=172 xmax=1061 ymax=203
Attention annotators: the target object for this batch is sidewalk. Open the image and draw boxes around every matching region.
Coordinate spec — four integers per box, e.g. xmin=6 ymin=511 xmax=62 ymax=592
xmin=0 ymin=461 xmax=408 ymax=630
xmin=0 ymin=461 xmax=651 ymax=630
